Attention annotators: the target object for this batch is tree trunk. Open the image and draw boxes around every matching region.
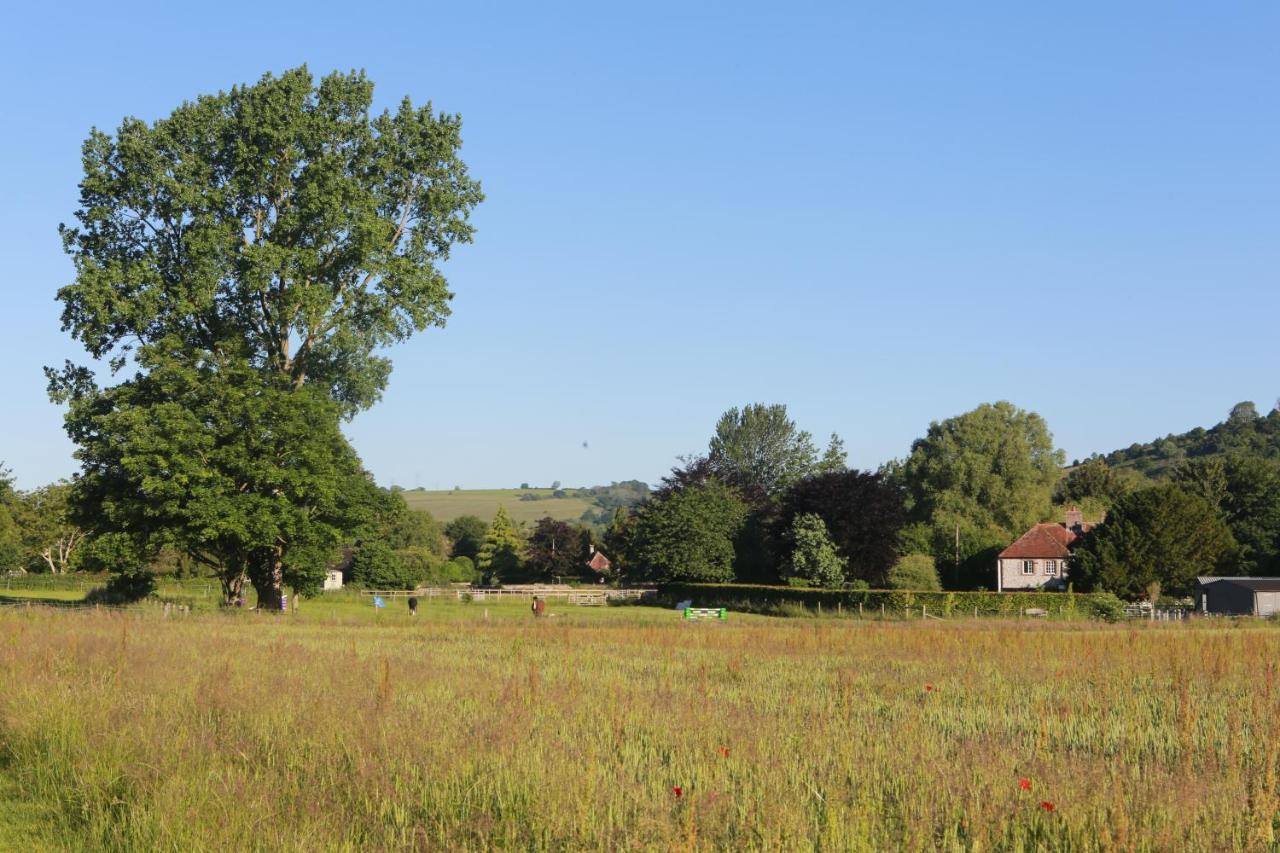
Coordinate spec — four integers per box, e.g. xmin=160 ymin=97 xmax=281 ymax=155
xmin=220 ymin=571 xmax=247 ymax=608
xmin=250 ymin=553 xmax=286 ymax=611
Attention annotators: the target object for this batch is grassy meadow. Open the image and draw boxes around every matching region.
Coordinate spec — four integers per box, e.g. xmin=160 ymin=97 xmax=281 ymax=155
xmin=1 ymin=598 xmax=1278 ymax=851
xmin=401 ymin=488 xmax=595 ymax=523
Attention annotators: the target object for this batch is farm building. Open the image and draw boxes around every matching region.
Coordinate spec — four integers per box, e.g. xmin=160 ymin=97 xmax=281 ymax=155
xmin=1197 ymin=577 xmax=1280 ymax=616
xmin=995 ymin=508 xmax=1096 ymax=591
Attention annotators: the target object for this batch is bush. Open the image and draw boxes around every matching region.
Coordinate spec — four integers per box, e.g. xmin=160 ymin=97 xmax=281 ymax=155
xmin=1088 ymin=591 xmax=1126 ymax=623
xmin=658 ymin=583 xmax=1117 ymax=620
xmin=443 ymin=556 xmax=475 ymax=584
xmin=85 ymin=571 xmax=157 ymax=605
xmin=886 ymin=555 xmax=941 ymax=591
xmin=350 ymin=542 xmax=424 ymax=590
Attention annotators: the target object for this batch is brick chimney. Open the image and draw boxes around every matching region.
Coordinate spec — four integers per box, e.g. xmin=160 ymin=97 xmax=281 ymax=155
xmin=1064 ymin=507 xmax=1084 ymax=531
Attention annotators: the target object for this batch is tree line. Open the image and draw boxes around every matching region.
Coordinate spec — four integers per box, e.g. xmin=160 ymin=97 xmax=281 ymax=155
xmin=598 ymin=400 xmax=1280 ymax=602
xmin=11 ymin=66 xmax=1279 ymax=606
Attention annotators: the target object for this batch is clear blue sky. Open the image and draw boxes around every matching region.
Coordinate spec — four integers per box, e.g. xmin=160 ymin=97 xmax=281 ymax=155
xmin=1 ymin=2 xmax=1276 ymax=491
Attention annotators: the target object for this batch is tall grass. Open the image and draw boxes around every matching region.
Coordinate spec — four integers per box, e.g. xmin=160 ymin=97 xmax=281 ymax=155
xmin=0 ymin=604 xmax=1277 ymax=850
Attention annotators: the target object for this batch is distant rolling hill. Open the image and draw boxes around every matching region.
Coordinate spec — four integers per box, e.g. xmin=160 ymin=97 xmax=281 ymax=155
xmin=401 ymin=489 xmax=597 ymax=524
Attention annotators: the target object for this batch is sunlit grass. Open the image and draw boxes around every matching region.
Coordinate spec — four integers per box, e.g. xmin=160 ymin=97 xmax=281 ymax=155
xmin=0 ymin=603 xmax=1277 ymax=850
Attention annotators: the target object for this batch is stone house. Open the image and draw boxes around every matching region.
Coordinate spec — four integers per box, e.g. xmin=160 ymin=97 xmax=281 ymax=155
xmin=995 ymin=509 xmax=1095 ymax=591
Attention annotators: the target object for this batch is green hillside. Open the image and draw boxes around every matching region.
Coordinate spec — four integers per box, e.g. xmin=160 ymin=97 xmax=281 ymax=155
xmin=1101 ymin=401 xmax=1280 ymax=478
xmin=401 ymin=488 xmax=594 ymax=524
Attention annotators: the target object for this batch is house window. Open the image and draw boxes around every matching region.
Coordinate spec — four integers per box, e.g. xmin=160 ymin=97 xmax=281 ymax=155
xmin=1022 ymin=560 xmax=1035 ymax=575
xmin=1045 ymin=560 xmax=1057 ymax=576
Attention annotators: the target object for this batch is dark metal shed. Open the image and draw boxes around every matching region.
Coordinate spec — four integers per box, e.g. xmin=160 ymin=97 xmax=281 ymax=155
xmin=1198 ymin=577 xmax=1280 ymax=617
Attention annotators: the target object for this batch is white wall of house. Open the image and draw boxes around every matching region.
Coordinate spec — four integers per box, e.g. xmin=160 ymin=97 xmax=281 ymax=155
xmin=997 ymin=558 xmax=1067 ymax=591
xmin=322 ymin=570 xmax=344 ymax=591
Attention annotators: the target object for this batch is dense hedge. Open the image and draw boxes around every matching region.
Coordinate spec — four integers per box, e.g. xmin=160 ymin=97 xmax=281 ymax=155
xmin=659 ymin=583 xmax=1125 ymax=620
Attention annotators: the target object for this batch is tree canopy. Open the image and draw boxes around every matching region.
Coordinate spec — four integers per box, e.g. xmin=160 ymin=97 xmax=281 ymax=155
xmin=705 ymin=404 xmax=844 ymax=499
xmin=476 ymin=506 xmax=523 ymax=582
xmin=785 ymin=513 xmax=846 ymax=588
xmin=63 ymin=353 xmax=369 ymax=604
xmin=54 ymin=66 xmax=483 ymax=414
xmin=49 ymin=67 xmax=481 ymax=606
xmin=524 ymin=518 xmax=588 ymax=580
xmin=1071 ymin=485 xmax=1238 ymax=598
xmin=899 ymin=401 xmax=1064 ymax=567
xmin=624 ymin=481 xmax=747 ymax=584
xmin=444 ymin=515 xmax=488 ymax=561
xmin=776 ymin=470 xmax=905 ymax=586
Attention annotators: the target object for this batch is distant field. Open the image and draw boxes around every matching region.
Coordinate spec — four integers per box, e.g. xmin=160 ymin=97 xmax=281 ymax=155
xmin=401 ymin=488 xmax=596 ymax=523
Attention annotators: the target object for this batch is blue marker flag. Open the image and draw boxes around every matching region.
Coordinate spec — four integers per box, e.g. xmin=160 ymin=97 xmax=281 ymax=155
xmin=373 ymin=596 xmax=385 ymax=609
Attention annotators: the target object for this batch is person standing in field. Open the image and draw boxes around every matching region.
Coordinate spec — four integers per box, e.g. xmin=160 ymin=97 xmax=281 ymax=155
xmin=531 ymin=596 xmax=545 ymax=618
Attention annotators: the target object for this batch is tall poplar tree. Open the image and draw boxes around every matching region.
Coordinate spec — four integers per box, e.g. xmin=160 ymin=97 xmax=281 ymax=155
xmin=50 ymin=67 xmax=483 ymax=606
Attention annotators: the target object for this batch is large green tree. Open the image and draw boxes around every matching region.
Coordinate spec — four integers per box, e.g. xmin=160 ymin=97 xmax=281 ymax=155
xmin=445 ymin=515 xmax=488 ymax=561
xmin=1173 ymin=454 xmax=1280 ymax=576
xmin=785 ymin=513 xmax=846 ymax=588
xmin=0 ymin=466 xmax=21 ymax=572
xmin=50 ymin=67 xmax=482 ymax=606
xmin=776 ymin=470 xmax=905 ymax=586
xmin=624 ymin=480 xmax=747 ymax=583
xmin=524 ymin=517 xmax=589 ymax=581
xmin=15 ymin=482 xmax=86 ymax=574
xmin=899 ymin=401 xmax=1064 ymax=568
xmin=1071 ymin=485 xmax=1238 ymax=598
xmin=706 ymin=404 xmax=843 ymax=499
xmin=63 ymin=352 xmax=371 ymax=605
xmin=476 ymin=506 xmax=524 ymax=582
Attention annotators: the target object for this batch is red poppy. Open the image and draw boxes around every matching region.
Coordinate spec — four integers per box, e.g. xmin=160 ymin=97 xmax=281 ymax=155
xmin=1040 ymin=801 xmax=1055 ymax=813
xmin=1019 ymin=778 xmax=1032 ymax=791
xmin=925 ymin=684 xmax=935 ymax=692
xmin=718 ymin=746 xmax=730 ymax=758
xmin=672 ymin=786 xmax=683 ymax=799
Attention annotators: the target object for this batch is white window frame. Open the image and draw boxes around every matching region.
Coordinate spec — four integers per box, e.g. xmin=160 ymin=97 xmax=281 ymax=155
xmin=1044 ymin=560 xmax=1057 ymax=576
xmin=1022 ymin=560 xmax=1036 ymax=575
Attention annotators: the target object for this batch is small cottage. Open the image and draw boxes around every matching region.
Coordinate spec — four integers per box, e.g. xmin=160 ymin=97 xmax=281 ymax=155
xmin=1197 ymin=577 xmax=1280 ymax=617
xmin=995 ymin=509 xmax=1095 ymax=591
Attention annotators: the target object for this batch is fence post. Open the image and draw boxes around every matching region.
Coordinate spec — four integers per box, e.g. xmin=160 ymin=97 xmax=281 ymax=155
xmin=923 ymin=605 xmax=928 ymax=620
xmin=880 ymin=603 xmax=885 ymax=619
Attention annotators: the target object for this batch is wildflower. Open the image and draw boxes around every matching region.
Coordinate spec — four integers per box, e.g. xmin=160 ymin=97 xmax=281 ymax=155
xmin=925 ymin=684 xmax=935 ymax=692
xmin=718 ymin=746 xmax=730 ymax=758
xmin=672 ymin=786 xmax=683 ymax=799
xmin=1019 ymin=778 xmax=1032 ymax=791
xmin=1040 ymin=801 xmax=1055 ymax=813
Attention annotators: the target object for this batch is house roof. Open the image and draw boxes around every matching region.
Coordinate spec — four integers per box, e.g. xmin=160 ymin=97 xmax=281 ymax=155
xmin=999 ymin=523 xmax=1078 ymax=560
xmin=587 ymin=551 xmax=611 ymax=572
xmin=1198 ymin=577 xmax=1280 ymax=593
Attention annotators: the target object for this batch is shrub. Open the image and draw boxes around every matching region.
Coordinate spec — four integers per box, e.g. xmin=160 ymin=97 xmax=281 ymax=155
xmin=85 ymin=571 xmax=157 ymax=605
xmin=350 ymin=542 xmax=424 ymax=590
xmin=443 ymin=556 xmax=475 ymax=584
xmin=886 ymin=555 xmax=941 ymax=591
xmin=658 ymin=583 xmax=1122 ymax=620
xmin=1088 ymin=592 xmax=1126 ymax=623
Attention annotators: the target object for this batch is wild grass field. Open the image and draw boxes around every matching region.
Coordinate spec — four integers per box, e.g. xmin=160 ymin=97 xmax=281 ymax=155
xmin=401 ymin=488 xmax=595 ymax=523
xmin=1 ymin=599 xmax=1278 ymax=851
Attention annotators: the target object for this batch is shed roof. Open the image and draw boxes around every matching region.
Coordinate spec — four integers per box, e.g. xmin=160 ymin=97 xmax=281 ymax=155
xmin=1197 ymin=577 xmax=1280 ymax=592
